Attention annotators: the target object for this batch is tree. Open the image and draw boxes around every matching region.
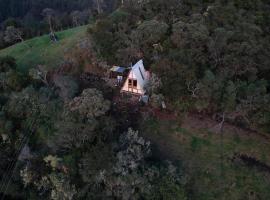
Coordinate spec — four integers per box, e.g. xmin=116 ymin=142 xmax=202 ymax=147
xmin=79 ymin=128 xmax=152 ymax=199
xmin=29 ymin=65 xmax=50 ymax=86
xmin=44 ymin=155 xmax=62 ymax=170
xmin=2 ymin=70 xmax=27 ymax=91
xmin=115 ymin=128 xmax=151 ymax=175
xmin=68 ymin=88 xmax=110 ymax=121
xmin=70 ymin=11 xmax=81 ymax=27
xmin=0 ymin=56 xmax=27 ymax=92
xmin=79 ymin=143 xmax=115 ymax=184
xmin=42 ymin=8 xmax=56 ymax=34
xmin=88 ymin=18 xmax=115 ymax=61
xmin=4 ymin=26 xmax=25 ymax=44
xmin=48 ymin=121 xmax=97 ymax=152
xmin=5 ymin=86 xmax=60 ymax=136
xmin=192 ymin=70 xmax=222 ymax=113
xmin=0 ymin=31 xmax=6 ymax=49
xmin=52 ymin=75 xmax=79 ymax=101
xmin=207 ymin=28 xmax=233 ymax=69
xmin=49 ymin=173 xmax=76 ymax=200
xmin=236 ymin=80 xmax=270 ymax=128
xmin=145 ymin=73 xmax=162 ymax=95
xmin=79 ymin=128 xmax=187 ymax=199
xmin=93 ymin=0 xmax=105 ymax=14
xmin=171 ymin=19 xmax=209 ymax=65
xmin=0 ymin=56 xmax=16 ymax=72
xmin=146 ymin=162 xmax=187 ymax=200
xmin=25 ymin=170 xmax=76 ymax=200
xmin=48 ymin=88 xmax=112 ymax=152
xmin=134 ymin=20 xmax=169 ymax=45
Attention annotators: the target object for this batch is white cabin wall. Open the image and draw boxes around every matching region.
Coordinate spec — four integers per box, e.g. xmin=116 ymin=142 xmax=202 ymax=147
xmin=121 ymin=71 xmax=144 ymax=95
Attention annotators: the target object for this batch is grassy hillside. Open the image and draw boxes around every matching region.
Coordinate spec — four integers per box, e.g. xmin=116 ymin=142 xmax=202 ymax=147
xmin=141 ymin=116 xmax=270 ymax=199
xmin=0 ymin=25 xmax=88 ymax=73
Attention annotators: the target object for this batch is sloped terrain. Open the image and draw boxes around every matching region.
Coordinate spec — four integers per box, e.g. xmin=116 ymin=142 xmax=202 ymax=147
xmin=0 ymin=26 xmax=87 ymax=72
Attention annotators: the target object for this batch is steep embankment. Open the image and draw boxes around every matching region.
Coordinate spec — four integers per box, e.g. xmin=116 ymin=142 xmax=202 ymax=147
xmin=0 ymin=25 xmax=88 ymax=73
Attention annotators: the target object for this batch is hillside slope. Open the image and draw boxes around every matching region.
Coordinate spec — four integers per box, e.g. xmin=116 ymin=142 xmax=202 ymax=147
xmin=0 ymin=26 xmax=88 ymax=72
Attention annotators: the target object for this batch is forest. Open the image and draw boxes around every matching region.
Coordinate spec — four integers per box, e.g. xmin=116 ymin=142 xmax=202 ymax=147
xmin=1 ymin=0 xmax=270 ymax=199
xmin=89 ymin=0 xmax=270 ymax=132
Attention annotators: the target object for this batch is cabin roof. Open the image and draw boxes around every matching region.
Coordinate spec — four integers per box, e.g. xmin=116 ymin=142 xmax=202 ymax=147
xmin=131 ymin=60 xmax=148 ymax=89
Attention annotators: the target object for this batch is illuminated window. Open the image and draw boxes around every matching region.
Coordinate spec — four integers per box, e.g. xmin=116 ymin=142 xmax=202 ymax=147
xmin=128 ymin=79 xmax=137 ymax=88
xmin=133 ymin=80 xmax=137 ymax=87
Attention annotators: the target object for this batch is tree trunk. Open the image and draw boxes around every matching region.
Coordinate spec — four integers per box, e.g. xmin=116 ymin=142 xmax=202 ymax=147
xmin=96 ymin=0 xmax=102 ymax=14
xmin=48 ymin=16 xmax=54 ymax=34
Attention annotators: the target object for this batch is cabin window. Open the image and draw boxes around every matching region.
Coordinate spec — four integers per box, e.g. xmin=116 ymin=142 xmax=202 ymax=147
xmin=128 ymin=79 xmax=132 ymax=86
xmin=133 ymin=80 xmax=137 ymax=87
xmin=128 ymin=79 xmax=138 ymax=88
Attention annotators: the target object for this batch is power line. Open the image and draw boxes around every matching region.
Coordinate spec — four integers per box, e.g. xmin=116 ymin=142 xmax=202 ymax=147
xmin=0 ymin=134 xmax=28 ymax=195
xmin=0 ymin=134 xmax=29 ymax=198
xmin=1 ymin=132 xmax=33 ymax=200
xmin=0 ymin=121 xmax=35 ymax=199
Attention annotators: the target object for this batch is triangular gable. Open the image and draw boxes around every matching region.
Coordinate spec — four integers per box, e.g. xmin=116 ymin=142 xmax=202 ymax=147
xmin=121 ymin=60 xmax=149 ymax=95
xmin=131 ymin=60 xmax=147 ymax=89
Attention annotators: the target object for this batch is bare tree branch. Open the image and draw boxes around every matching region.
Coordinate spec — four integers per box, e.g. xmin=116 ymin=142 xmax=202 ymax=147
xmin=186 ymin=80 xmax=200 ymax=98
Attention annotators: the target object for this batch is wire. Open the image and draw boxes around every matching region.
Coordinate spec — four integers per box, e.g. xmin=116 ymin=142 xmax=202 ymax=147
xmin=1 ymin=132 xmax=33 ymax=200
xmin=0 ymin=134 xmax=29 ymax=198
xmin=0 ymin=134 xmax=28 ymax=195
xmin=0 ymin=121 xmax=35 ymax=199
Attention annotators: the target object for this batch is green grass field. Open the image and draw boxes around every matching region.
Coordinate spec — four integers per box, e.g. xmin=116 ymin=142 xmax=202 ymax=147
xmin=141 ymin=117 xmax=270 ymax=200
xmin=0 ymin=25 xmax=88 ymax=73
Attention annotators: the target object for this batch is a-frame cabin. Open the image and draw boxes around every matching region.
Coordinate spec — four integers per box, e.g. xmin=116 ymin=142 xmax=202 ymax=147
xmin=121 ymin=60 xmax=149 ymax=95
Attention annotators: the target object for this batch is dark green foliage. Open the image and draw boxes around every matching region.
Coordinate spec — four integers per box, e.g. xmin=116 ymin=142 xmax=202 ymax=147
xmin=90 ymin=0 xmax=270 ymax=131
xmin=53 ymin=75 xmax=79 ymax=101
xmin=1 ymin=0 xmax=270 ymax=199
xmin=88 ymin=19 xmax=115 ymax=62
xmin=78 ymin=129 xmax=187 ymax=200
xmin=0 ymin=56 xmax=28 ymax=92
xmin=0 ymin=56 xmax=16 ymax=72
xmin=147 ymin=164 xmax=187 ymax=200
